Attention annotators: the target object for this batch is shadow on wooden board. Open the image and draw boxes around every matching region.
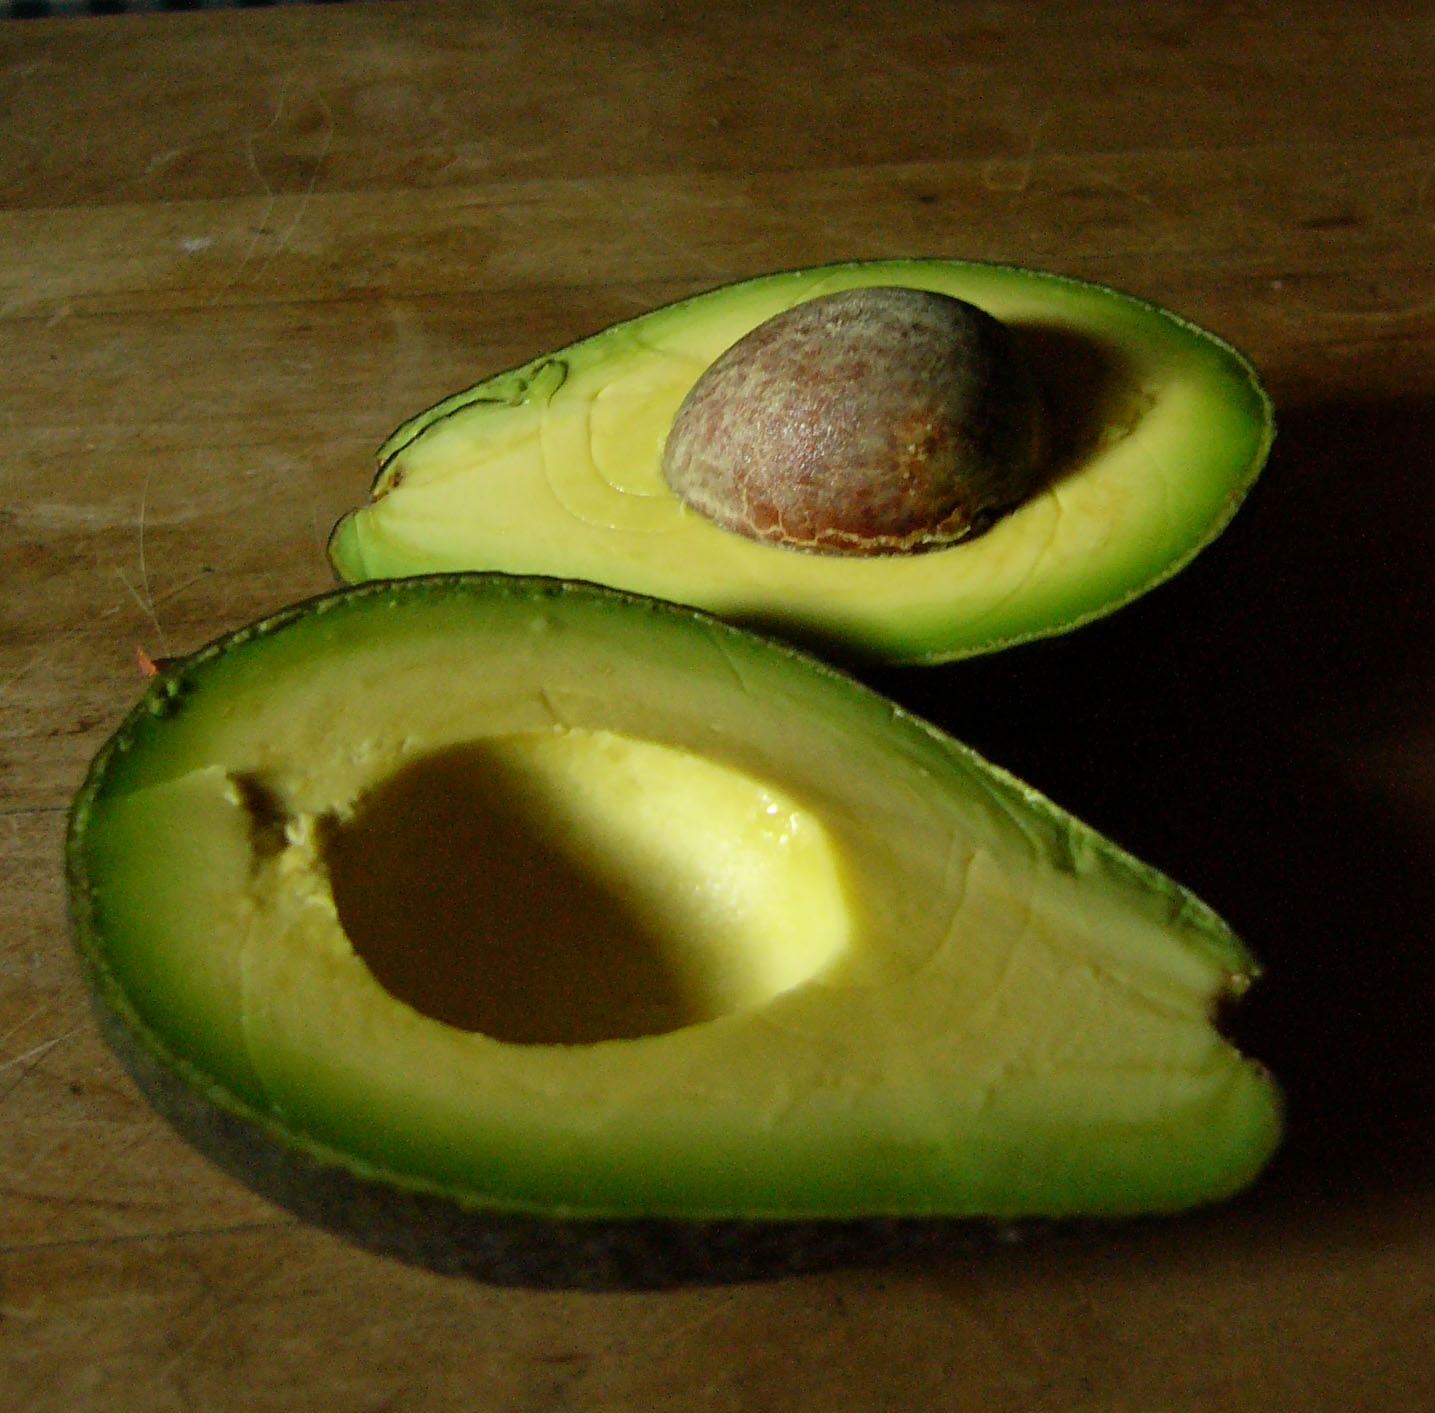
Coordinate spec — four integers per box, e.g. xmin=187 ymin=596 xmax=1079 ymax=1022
xmin=870 ymin=392 xmax=1435 ymax=1208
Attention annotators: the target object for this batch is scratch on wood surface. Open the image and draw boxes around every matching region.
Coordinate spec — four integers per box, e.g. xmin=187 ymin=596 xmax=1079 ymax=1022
xmin=0 ymin=1175 xmax=169 ymax=1215
xmin=308 ymin=498 xmax=328 ymax=558
xmin=981 ymin=105 xmax=1054 ymax=194
xmin=138 ymin=1247 xmax=288 ymax=1402
xmin=0 ymin=1027 xmax=80 ymax=1076
xmin=645 ymin=225 xmax=732 ymax=281
xmin=108 ymin=462 xmax=184 ymax=656
xmin=0 ymin=644 xmax=51 ymax=706
xmin=0 ymin=1027 xmax=81 ymax=1107
xmin=0 ymin=1218 xmax=295 ymax=1260
xmin=607 ymin=283 xmax=673 ymax=312
xmin=113 ymin=568 xmax=169 ymax=658
xmin=135 ymin=468 xmax=163 ymax=651
xmin=228 ymin=74 xmax=290 ymax=289
xmin=105 ymin=567 xmax=211 ymax=631
xmin=1297 ymin=294 xmax=1435 ymax=324
xmin=1084 ymin=167 xmax=1157 ymax=208
xmin=144 ymin=146 xmax=192 ymax=178
xmin=0 ymin=1004 xmax=53 ymax=1049
xmin=213 ymin=76 xmax=336 ymax=299
xmin=252 ymin=90 xmax=336 ymax=278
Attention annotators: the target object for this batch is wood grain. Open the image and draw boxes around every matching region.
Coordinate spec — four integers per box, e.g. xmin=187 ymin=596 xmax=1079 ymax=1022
xmin=2 ymin=1 xmax=1432 ymax=1408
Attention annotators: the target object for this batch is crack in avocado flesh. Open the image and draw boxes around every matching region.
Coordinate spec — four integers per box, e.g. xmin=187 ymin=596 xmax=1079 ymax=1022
xmin=70 ymin=577 xmax=1281 ymax=1224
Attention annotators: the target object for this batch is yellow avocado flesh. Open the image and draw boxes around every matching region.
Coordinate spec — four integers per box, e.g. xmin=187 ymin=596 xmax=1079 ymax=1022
xmin=329 ymin=261 xmax=1274 ymax=664
xmin=72 ymin=577 xmax=1280 ymax=1221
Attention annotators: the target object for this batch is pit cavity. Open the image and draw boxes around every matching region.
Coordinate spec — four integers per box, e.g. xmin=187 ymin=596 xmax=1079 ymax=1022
xmin=320 ymin=728 xmax=852 ymax=1045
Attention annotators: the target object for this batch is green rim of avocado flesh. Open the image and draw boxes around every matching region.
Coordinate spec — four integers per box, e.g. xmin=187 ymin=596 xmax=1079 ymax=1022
xmin=67 ymin=575 xmax=1281 ymax=1287
xmin=328 ymin=260 xmax=1274 ymax=666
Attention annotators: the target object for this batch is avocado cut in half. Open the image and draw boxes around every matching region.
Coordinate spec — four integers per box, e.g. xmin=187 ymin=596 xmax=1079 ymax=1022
xmin=67 ymin=575 xmax=1281 ymax=1287
xmin=328 ymin=260 xmax=1274 ymax=665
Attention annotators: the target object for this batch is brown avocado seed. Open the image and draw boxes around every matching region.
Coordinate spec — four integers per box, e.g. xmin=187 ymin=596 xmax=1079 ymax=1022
xmin=661 ymin=286 xmax=1046 ymax=556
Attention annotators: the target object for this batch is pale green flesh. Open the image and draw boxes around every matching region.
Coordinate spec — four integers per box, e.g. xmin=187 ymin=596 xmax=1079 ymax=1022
xmin=72 ymin=578 xmax=1281 ymax=1220
xmin=329 ymin=261 xmax=1274 ymax=664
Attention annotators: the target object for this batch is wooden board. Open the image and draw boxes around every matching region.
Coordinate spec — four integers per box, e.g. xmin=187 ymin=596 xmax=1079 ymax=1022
xmin=3 ymin=2 xmax=1432 ymax=1407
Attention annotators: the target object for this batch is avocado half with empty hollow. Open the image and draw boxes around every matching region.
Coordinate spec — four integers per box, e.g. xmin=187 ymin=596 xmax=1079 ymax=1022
xmin=328 ymin=260 xmax=1274 ymax=665
xmin=67 ymin=574 xmax=1281 ymax=1287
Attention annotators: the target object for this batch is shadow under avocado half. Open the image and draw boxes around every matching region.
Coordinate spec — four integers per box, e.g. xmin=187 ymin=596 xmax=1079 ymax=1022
xmin=869 ymin=392 xmax=1435 ymax=1206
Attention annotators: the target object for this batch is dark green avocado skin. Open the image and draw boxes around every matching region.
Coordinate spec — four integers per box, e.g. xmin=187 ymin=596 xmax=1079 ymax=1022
xmin=88 ymin=992 xmax=1017 ymax=1289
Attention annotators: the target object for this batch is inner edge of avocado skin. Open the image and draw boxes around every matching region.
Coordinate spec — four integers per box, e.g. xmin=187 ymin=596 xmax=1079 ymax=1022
xmin=67 ymin=575 xmax=1280 ymax=1223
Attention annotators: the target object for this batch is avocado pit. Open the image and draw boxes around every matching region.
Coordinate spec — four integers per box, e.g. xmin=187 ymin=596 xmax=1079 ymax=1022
xmin=661 ymin=286 xmax=1047 ymax=555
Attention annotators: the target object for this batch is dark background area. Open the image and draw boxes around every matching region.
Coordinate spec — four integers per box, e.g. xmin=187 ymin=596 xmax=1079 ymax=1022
xmin=872 ymin=391 xmax=1435 ymax=1207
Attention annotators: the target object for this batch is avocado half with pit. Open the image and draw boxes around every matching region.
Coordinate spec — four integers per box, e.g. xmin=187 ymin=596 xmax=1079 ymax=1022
xmin=328 ymin=260 xmax=1274 ymax=665
xmin=67 ymin=575 xmax=1281 ymax=1287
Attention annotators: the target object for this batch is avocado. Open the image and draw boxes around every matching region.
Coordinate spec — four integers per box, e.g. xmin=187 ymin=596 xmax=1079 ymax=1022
xmin=68 ymin=574 xmax=1281 ymax=1287
xmin=328 ymin=260 xmax=1273 ymax=665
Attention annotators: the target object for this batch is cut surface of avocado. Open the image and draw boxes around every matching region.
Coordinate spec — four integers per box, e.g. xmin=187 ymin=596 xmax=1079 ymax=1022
xmin=68 ymin=576 xmax=1280 ymax=1281
xmin=328 ymin=261 xmax=1274 ymax=665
